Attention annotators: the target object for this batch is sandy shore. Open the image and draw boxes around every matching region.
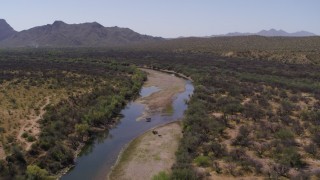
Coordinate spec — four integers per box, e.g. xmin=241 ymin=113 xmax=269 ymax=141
xmin=137 ymin=68 xmax=186 ymax=120
xmin=109 ymin=122 xmax=182 ymax=180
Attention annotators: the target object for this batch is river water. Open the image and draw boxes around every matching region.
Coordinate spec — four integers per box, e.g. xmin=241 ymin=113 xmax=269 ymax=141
xmin=61 ymin=80 xmax=194 ymax=180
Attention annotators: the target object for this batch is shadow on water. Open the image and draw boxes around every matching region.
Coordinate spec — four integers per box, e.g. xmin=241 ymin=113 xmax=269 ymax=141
xmin=61 ymin=80 xmax=194 ymax=180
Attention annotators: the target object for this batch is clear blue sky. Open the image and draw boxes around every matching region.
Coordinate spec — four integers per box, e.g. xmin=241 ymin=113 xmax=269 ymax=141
xmin=1 ymin=0 xmax=319 ymax=38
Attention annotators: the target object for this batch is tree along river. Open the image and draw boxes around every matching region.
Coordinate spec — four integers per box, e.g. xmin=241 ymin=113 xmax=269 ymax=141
xmin=61 ymin=78 xmax=194 ymax=180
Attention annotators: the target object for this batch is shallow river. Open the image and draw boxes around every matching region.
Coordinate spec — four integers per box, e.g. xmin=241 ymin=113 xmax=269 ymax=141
xmin=61 ymin=79 xmax=194 ymax=180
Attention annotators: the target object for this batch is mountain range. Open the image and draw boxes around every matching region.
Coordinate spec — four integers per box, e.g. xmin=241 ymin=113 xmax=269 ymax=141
xmin=0 ymin=19 xmax=318 ymax=48
xmin=214 ymin=29 xmax=317 ymax=37
xmin=0 ymin=19 xmax=162 ymax=47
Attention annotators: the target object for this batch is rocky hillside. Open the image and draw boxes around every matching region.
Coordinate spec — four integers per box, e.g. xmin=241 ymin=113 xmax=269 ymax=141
xmin=0 ymin=20 xmax=162 ymax=47
xmin=0 ymin=19 xmax=16 ymax=41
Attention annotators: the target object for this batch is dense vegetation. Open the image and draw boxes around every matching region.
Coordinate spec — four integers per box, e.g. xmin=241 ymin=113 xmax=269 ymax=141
xmin=133 ymin=36 xmax=320 ymax=64
xmin=0 ymin=45 xmax=319 ymax=179
xmin=0 ymin=56 xmax=146 ymax=179
xmin=118 ymin=51 xmax=320 ymax=179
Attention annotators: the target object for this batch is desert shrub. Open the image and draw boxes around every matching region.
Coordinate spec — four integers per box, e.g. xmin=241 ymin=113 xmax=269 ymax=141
xmin=292 ymin=120 xmax=304 ymax=135
xmin=291 ymin=172 xmax=310 ymax=180
xmin=229 ymin=148 xmax=247 ymax=162
xmin=243 ymin=103 xmax=265 ymax=121
xmin=274 ymin=146 xmax=304 ymax=168
xmin=11 ymin=146 xmax=26 ymax=165
xmin=248 ymin=158 xmax=263 ymax=174
xmin=209 ymin=142 xmax=226 ymax=158
xmin=257 ymin=96 xmax=270 ymax=107
xmin=6 ymin=135 xmax=15 ymax=143
xmin=152 ymin=171 xmax=170 ymax=180
xmin=312 ymin=131 xmax=320 ymax=146
xmin=171 ymin=168 xmax=198 ymax=180
xmin=26 ymin=165 xmax=52 ymax=180
xmin=194 ymin=155 xmax=210 ymax=167
xmin=280 ymin=115 xmax=293 ymax=125
xmin=22 ymin=132 xmax=29 ymax=138
xmin=233 ymin=126 xmax=251 ymax=146
xmin=27 ymin=136 xmax=36 ymax=142
xmin=279 ymin=100 xmax=295 ymax=116
xmin=275 ymin=129 xmax=294 ymax=141
xmin=222 ymin=101 xmax=243 ymax=115
xmin=305 ymin=143 xmax=318 ymax=156
xmin=269 ymin=164 xmax=290 ymax=178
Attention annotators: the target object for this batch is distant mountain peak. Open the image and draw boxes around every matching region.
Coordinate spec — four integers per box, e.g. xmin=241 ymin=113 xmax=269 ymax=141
xmin=262 ymin=29 xmax=286 ymax=33
xmin=214 ymin=29 xmax=317 ymax=37
xmin=0 ymin=19 xmax=13 ymax=28
xmin=52 ymin=20 xmax=66 ymax=26
xmin=84 ymin=22 xmax=104 ymax=28
xmin=257 ymin=29 xmax=289 ymax=36
xmin=0 ymin=19 xmax=16 ymax=40
xmin=0 ymin=19 xmax=7 ymax=24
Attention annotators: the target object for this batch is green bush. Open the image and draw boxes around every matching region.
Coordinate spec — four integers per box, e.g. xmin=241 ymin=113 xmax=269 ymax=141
xmin=194 ymin=155 xmax=210 ymax=167
xmin=275 ymin=129 xmax=294 ymax=141
xmin=26 ymin=165 xmax=53 ymax=180
xmin=171 ymin=168 xmax=197 ymax=180
xmin=274 ymin=147 xmax=305 ymax=168
xmin=152 ymin=171 xmax=170 ymax=180
xmin=27 ymin=136 xmax=36 ymax=142
xmin=22 ymin=132 xmax=29 ymax=138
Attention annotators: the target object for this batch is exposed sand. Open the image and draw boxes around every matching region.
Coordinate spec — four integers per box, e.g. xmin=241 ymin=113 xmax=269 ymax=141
xmin=109 ymin=122 xmax=182 ymax=180
xmin=136 ymin=68 xmax=186 ymax=120
xmin=17 ymin=97 xmax=50 ymax=151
